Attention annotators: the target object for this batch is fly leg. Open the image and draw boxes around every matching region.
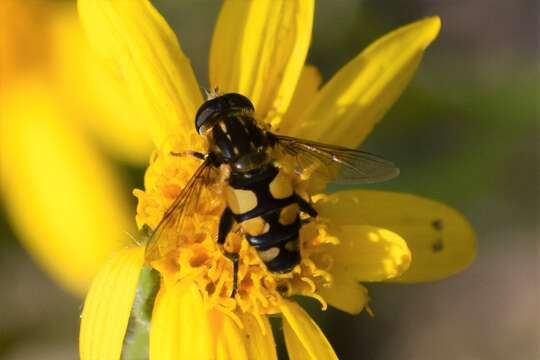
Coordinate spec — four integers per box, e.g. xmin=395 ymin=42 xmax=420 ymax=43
xmin=218 ymin=208 xmax=239 ymax=297
xmin=295 ymin=194 xmax=318 ymax=221
xmin=171 ymin=151 xmax=220 ymax=169
xmin=226 ymin=252 xmax=239 ymax=297
xmin=218 ymin=208 xmax=234 ymax=246
xmin=170 ymin=150 xmax=206 ymax=160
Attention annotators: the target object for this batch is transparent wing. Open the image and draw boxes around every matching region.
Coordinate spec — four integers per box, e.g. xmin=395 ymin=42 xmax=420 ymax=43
xmin=145 ymin=159 xmax=221 ymax=263
xmin=273 ymin=134 xmax=399 ymax=184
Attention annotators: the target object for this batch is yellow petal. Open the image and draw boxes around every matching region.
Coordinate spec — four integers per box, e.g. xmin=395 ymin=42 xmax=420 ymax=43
xmin=240 ymin=313 xmax=277 ymax=360
xmin=323 ymin=225 xmax=411 ymax=282
xmin=209 ymin=0 xmax=314 ymax=128
xmin=288 ymin=17 xmax=441 ymax=147
xmin=77 ymin=0 xmax=202 ymax=149
xmin=80 ymin=246 xmax=145 ymax=360
xmin=0 ymin=81 xmax=132 ymax=295
xmin=317 ymin=267 xmax=369 ymax=314
xmin=316 ymin=190 xmax=476 ymax=282
xmin=50 ymin=5 xmax=153 ymax=164
xmin=149 ymin=282 xmax=214 ymax=359
xmin=209 ymin=310 xmax=248 ymax=360
xmin=1 ymin=1 xmax=151 ymax=163
xmin=281 ymin=300 xmax=338 ymax=360
xmin=279 ymin=65 xmax=322 ymax=134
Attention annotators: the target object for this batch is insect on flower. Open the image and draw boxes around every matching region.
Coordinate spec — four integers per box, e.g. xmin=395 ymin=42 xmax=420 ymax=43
xmin=145 ymin=92 xmax=400 ymax=292
xmin=75 ymin=1 xmax=479 ymax=358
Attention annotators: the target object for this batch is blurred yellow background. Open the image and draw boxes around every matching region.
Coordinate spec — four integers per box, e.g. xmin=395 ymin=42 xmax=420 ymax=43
xmin=0 ymin=1 xmax=537 ymax=359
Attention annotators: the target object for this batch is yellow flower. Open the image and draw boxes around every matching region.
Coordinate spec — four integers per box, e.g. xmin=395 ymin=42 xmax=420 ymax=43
xmin=77 ymin=1 xmax=476 ymax=359
xmin=0 ymin=0 xmax=152 ymax=295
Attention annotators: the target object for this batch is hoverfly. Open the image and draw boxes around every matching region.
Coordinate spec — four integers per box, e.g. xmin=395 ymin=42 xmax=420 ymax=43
xmin=145 ymin=93 xmax=398 ymax=287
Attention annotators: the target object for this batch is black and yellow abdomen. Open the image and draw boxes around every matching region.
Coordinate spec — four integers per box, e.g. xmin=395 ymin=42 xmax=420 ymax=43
xmin=225 ymin=165 xmax=303 ymax=272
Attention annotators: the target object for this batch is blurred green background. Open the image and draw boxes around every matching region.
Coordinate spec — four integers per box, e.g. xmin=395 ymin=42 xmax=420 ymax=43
xmin=1 ymin=0 xmax=538 ymax=359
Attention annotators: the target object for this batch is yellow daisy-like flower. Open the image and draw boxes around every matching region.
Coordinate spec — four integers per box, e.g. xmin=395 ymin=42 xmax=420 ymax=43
xmin=78 ymin=1 xmax=476 ymax=359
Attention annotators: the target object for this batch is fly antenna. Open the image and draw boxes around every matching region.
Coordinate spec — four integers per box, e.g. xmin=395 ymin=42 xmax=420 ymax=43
xmin=202 ymin=87 xmax=212 ymax=99
xmin=202 ymin=87 xmax=221 ymax=100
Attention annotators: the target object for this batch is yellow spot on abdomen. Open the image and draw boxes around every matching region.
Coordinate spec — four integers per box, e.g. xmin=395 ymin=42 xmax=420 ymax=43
xmin=284 ymin=239 xmax=300 ymax=252
xmin=225 ymin=186 xmax=258 ymax=214
xmin=259 ymin=247 xmax=280 ymax=263
xmin=242 ymin=216 xmax=270 ymax=236
xmin=279 ymin=204 xmax=299 ymax=225
xmin=269 ymin=170 xmax=293 ymax=199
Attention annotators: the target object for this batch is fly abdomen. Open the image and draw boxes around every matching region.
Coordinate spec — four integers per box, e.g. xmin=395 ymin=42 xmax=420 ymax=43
xmin=245 ymin=210 xmax=302 ymax=273
xmin=224 ymin=165 xmax=304 ymax=272
xmin=256 ymin=234 xmax=301 ymax=273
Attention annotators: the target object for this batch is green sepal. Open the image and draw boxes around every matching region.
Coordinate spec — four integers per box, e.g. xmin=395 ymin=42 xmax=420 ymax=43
xmin=121 ymin=265 xmax=160 ymax=360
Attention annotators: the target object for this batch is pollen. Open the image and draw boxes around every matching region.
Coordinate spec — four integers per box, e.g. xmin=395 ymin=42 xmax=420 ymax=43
xmin=134 ymin=139 xmax=337 ymax=323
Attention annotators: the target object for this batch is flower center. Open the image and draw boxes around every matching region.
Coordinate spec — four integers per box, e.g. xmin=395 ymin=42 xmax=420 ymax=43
xmin=134 ymin=138 xmax=337 ymax=325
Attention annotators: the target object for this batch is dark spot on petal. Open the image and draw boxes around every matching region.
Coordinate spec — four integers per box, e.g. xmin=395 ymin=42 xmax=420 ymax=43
xmin=432 ymin=237 xmax=444 ymax=252
xmin=432 ymin=219 xmax=444 ymax=231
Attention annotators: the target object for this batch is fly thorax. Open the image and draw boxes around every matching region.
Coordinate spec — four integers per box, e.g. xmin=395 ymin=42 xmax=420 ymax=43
xmin=207 ymin=114 xmax=270 ymax=168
